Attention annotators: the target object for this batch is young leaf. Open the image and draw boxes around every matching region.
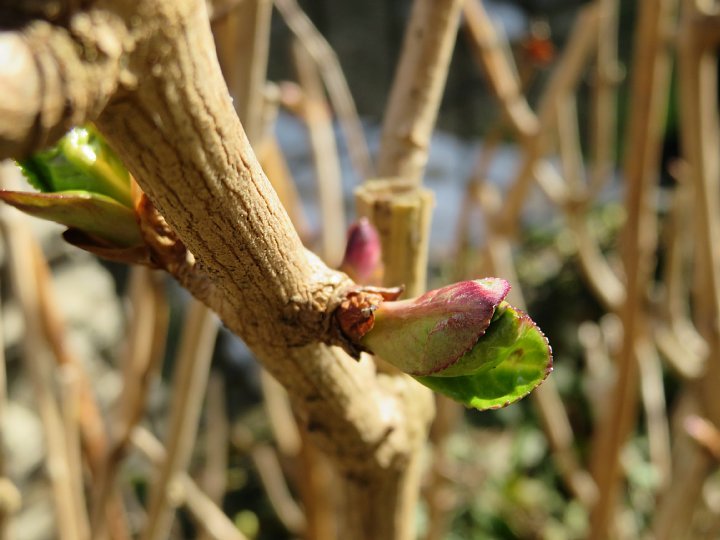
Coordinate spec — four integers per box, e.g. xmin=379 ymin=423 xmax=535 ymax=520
xmin=0 ymin=190 xmax=142 ymax=248
xmin=415 ymin=303 xmax=552 ymax=410
xmin=360 ymin=278 xmax=511 ymax=375
xmin=353 ymin=278 xmax=552 ymax=410
xmin=17 ymin=126 xmax=132 ymax=207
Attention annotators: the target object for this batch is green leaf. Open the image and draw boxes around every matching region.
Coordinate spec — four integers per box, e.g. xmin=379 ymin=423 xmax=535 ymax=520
xmin=414 ymin=303 xmax=552 ymax=410
xmin=18 ymin=155 xmax=54 ymax=192
xmin=0 ymin=190 xmax=142 ymax=248
xmin=17 ymin=126 xmax=132 ymax=207
xmin=361 ymin=278 xmax=511 ymax=375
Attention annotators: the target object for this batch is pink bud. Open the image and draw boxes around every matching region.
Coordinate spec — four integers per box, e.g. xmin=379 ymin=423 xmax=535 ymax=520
xmin=339 ymin=218 xmax=382 ymax=283
xmin=361 ymin=278 xmax=511 ymax=375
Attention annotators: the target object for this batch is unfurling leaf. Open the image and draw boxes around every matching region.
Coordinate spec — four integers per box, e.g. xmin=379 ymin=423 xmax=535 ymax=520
xmin=5 ymin=125 xmax=148 ymax=262
xmin=361 ymin=278 xmax=511 ymax=375
xmin=415 ymin=303 xmax=552 ymax=410
xmin=0 ymin=190 xmax=142 ymax=248
xmin=18 ymin=126 xmax=133 ymax=207
xmin=354 ymin=278 xmax=552 ymax=410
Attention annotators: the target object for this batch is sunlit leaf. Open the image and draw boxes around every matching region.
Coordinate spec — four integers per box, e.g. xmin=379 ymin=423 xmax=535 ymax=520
xmin=361 ymin=278 xmax=511 ymax=375
xmin=415 ymin=303 xmax=552 ymax=410
xmin=17 ymin=126 xmax=132 ymax=207
xmin=0 ymin=190 xmax=142 ymax=248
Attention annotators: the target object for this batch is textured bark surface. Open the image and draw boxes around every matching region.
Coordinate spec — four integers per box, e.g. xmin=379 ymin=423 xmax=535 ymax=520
xmin=0 ymin=8 xmax=127 ymax=158
xmin=0 ymin=2 xmax=434 ymax=537
xmin=375 ymin=0 xmax=464 ymax=183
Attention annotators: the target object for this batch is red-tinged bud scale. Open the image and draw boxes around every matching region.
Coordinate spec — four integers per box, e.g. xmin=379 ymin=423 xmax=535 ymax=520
xmin=335 ymin=277 xmax=552 ymax=410
xmin=339 ymin=218 xmax=382 ymax=283
xmin=360 ymin=278 xmax=511 ymax=375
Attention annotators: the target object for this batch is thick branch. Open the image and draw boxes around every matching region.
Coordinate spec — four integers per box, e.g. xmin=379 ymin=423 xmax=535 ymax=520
xmin=0 ymin=10 xmax=126 ymax=159
xmin=94 ymin=1 xmax=351 ymax=351
xmin=0 ymin=5 xmax=435 ymax=537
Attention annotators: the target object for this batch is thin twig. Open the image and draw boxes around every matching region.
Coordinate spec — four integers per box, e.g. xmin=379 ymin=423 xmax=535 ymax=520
xmin=462 ymin=0 xmax=539 ymax=139
xmin=212 ymin=0 xmax=272 ymax=143
xmin=1 ymin=203 xmax=87 ymax=540
xmin=636 ymin=338 xmax=672 ymax=488
xmin=140 ymin=300 xmax=219 ymax=540
xmin=375 ymin=0 xmax=464 ymax=183
xmin=131 ymin=426 xmax=248 ymax=540
xmin=198 ymin=372 xmax=230 ymax=540
xmin=292 ymin=40 xmax=346 ymax=267
xmin=501 ymin=5 xmax=599 ymax=232
xmin=655 ymin=161 xmax=706 ymax=378
xmin=578 ymin=321 xmax=613 ymax=420
xmin=423 ymin=395 xmax=461 ymax=540
xmin=296 ymin=428 xmax=337 ymax=540
xmin=589 ymin=0 xmax=677 ymax=535
xmin=553 ymin=87 xmax=625 ymax=311
xmin=260 ymin=370 xmax=301 ymax=457
xmin=91 ymin=267 xmax=168 ymax=540
xmin=274 ymin=0 xmax=374 ymax=181
xmin=653 ymin=396 xmax=713 ymax=539
xmin=58 ymin=364 xmax=92 ymax=540
xmin=588 ymin=0 xmax=621 ymax=196
xmin=250 ymin=445 xmax=307 ymax=534
xmin=256 ymin=85 xmax=311 ymax=240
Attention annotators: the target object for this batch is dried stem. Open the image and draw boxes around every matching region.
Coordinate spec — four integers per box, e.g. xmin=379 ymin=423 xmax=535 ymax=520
xmin=275 ymin=0 xmax=374 ymax=180
xmin=578 ymin=321 xmax=613 ymax=420
xmin=553 ymin=86 xmax=625 ymax=311
xmin=459 ymin=8 xmax=601 ymax=507
xmin=141 ymin=300 xmax=218 ymax=540
xmin=197 ymin=372 xmax=230 ymax=540
xmin=655 ymin=165 xmax=705 ymax=378
xmin=679 ymin=0 xmax=720 ymax=425
xmin=589 ymin=0 xmax=677 ymax=535
xmin=652 ymin=1 xmax=720 ymax=535
xmin=250 ymin=445 xmax=307 ymax=534
xmin=131 ymin=426 xmax=248 ymax=540
xmin=462 ymin=0 xmax=538 ymax=139
xmin=91 ymin=267 xmax=168 ymax=540
xmin=292 ymin=40 xmax=346 ymax=267
xmin=501 ymin=5 xmax=599 ymax=233
xmin=588 ymin=0 xmax=620 ymax=196
xmin=476 ymin=180 xmax=598 ymax=507
xmin=31 ymin=242 xmax=130 ymax=540
xmin=212 ymin=0 xmax=272 ymax=143
xmin=422 ymin=395 xmax=462 ymax=540
xmin=260 ymin=370 xmax=301 ymax=456
xmin=1 ymin=206 xmax=87 ymax=540
xmin=375 ymin=0 xmax=464 ymax=183
xmin=255 ymin=118 xmax=311 ymax=241
xmin=653 ymin=396 xmax=712 ymax=539
xmin=296 ymin=428 xmax=338 ymax=540
xmin=58 ymin=365 xmax=92 ymax=540
xmin=635 ymin=338 xmax=671 ymax=488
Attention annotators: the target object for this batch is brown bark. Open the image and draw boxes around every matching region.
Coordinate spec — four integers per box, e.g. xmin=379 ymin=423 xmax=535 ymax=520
xmin=376 ymin=0 xmax=464 ymax=183
xmin=0 ymin=8 xmax=127 ymax=158
xmin=0 ymin=1 xmax=433 ymax=537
